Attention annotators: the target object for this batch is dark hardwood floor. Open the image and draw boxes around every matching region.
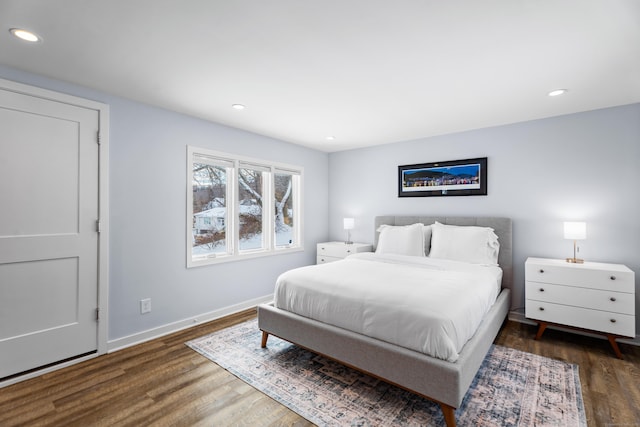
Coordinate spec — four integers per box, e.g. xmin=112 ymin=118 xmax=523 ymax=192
xmin=1 ymin=309 xmax=638 ymax=426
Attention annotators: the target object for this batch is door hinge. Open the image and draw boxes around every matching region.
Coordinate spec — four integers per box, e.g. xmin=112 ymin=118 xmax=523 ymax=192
xmin=96 ymin=307 xmax=100 ymax=321
xmin=96 ymin=219 xmax=101 ymax=233
xmin=97 ymin=131 xmax=102 ymax=145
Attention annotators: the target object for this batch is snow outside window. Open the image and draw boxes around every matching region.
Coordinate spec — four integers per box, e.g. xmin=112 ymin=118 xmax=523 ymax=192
xmin=187 ymin=146 xmax=303 ymax=268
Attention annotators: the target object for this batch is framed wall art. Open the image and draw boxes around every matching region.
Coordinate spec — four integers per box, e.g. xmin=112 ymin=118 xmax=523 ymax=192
xmin=398 ymin=157 xmax=487 ymax=197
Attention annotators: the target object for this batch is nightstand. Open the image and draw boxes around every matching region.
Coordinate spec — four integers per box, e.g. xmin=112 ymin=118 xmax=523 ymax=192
xmin=316 ymin=241 xmax=372 ymax=264
xmin=525 ymin=257 xmax=635 ymax=359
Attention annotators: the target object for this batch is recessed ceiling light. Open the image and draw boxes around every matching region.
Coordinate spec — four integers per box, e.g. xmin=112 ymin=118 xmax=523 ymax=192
xmin=232 ymin=104 xmax=245 ymax=110
xmin=9 ymin=28 xmax=40 ymax=42
xmin=548 ymin=89 xmax=567 ymax=97
xmin=325 ymin=136 xmax=336 ymax=141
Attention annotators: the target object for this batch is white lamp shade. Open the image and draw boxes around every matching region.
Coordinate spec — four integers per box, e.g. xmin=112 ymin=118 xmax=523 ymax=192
xmin=564 ymin=221 xmax=586 ymax=240
xmin=343 ymin=218 xmax=355 ymax=230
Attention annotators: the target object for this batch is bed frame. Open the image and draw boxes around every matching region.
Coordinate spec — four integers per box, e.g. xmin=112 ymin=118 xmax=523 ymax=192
xmin=258 ymin=216 xmax=512 ymax=427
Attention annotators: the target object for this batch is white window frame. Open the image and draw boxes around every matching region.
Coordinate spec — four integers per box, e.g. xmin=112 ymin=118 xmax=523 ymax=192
xmin=187 ymin=146 xmax=303 ymax=268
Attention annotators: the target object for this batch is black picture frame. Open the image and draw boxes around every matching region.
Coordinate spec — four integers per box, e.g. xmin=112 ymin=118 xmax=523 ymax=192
xmin=398 ymin=157 xmax=488 ymax=197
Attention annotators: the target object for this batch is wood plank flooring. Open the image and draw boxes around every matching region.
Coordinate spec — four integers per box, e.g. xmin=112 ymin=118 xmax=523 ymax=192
xmin=1 ymin=309 xmax=638 ymax=426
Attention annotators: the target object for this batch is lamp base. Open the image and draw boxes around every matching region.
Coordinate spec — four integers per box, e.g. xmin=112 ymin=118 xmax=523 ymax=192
xmin=566 ymin=257 xmax=584 ymax=264
xmin=345 ymin=229 xmax=353 ymax=245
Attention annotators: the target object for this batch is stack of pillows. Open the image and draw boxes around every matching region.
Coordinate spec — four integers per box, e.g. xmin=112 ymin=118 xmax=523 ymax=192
xmin=375 ymin=221 xmax=500 ymax=266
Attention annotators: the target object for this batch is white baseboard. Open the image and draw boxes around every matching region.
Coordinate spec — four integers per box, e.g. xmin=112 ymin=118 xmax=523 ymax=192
xmin=107 ymin=294 xmax=273 ymax=353
xmin=507 ymin=310 xmax=640 ymax=347
xmin=0 ymin=353 xmax=100 ymax=389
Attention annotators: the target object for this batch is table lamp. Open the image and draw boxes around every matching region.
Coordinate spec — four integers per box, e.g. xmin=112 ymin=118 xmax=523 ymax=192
xmin=564 ymin=221 xmax=586 ymax=263
xmin=343 ymin=218 xmax=354 ymax=245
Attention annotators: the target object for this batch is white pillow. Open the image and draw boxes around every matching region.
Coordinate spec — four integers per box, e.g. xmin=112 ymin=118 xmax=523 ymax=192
xmin=429 ymin=222 xmax=500 ymax=265
xmin=376 ymin=223 xmax=425 ymax=257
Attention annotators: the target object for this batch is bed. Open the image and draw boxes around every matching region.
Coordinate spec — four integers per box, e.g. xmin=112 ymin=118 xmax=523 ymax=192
xmin=258 ymin=216 xmax=512 ymax=427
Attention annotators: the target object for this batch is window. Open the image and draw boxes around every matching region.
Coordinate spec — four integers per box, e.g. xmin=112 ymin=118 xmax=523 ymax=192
xmin=187 ymin=146 xmax=303 ymax=267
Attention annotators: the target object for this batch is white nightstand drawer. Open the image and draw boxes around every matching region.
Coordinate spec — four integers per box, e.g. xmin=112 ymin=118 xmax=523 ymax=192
xmin=526 ymin=300 xmax=635 ymax=337
xmin=525 ymin=281 xmax=635 ymax=315
xmin=526 ymin=258 xmax=634 ymax=293
xmin=318 ymin=243 xmax=356 ymax=258
xmin=316 ymin=255 xmax=342 ymax=264
xmin=316 ymin=242 xmax=373 ymax=265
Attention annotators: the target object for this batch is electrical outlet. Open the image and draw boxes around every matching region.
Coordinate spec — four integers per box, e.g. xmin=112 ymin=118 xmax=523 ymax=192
xmin=140 ymin=298 xmax=151 ymax=314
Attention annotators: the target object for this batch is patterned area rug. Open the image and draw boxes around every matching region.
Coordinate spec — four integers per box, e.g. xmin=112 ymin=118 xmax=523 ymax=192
xmin=186 ymin=320 xmax=586 ymax=426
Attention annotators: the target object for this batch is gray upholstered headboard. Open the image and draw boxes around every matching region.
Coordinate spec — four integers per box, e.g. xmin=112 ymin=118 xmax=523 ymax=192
xmin=374 ymin=216 xmax=513 ymax=291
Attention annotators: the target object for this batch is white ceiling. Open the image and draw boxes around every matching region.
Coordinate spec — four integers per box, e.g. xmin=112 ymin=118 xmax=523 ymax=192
xmin=1 ymin=1 xmax=639 ymax=152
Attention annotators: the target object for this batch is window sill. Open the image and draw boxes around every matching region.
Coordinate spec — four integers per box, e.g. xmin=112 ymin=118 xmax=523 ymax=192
xmin=187 ymin=245 xmax=304 ymax=268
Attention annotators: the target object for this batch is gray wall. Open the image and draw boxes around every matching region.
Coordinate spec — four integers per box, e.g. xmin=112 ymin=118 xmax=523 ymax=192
xmin=328 ymin=104 xmax=640 ymax=330
xmin=0 ymin=65 xmax=329 ymax=341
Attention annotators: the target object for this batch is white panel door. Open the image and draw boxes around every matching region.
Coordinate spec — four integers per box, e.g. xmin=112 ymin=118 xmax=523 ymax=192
xmin=0 ymin=86 xmax=99 ymax=378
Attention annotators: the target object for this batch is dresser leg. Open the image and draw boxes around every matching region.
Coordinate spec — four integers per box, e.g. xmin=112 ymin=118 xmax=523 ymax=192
xmin=606 ymin=334 xmax=624 ymax=360
xmin=534 ymin=321 xmax=548 ymax=340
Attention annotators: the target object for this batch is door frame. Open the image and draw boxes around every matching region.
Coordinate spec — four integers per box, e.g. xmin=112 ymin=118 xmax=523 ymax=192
xmin=0 ymin=77 xmax=109 ymax=387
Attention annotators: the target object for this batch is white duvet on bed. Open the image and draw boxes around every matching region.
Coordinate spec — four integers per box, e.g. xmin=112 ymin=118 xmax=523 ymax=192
xmin=274 ymin=253 xmax=503 ymax=362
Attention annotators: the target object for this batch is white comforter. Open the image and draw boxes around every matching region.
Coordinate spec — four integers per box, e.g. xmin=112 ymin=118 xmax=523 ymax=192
xmin=274 ymin=253 xmax=503 ymax=362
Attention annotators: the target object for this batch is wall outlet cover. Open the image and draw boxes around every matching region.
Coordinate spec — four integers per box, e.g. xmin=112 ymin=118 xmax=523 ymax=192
xmin=140 ymin=298 xmax=151 ymax=314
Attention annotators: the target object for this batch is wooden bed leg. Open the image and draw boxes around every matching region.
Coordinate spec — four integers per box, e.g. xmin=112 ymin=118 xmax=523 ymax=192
xmin=440 ymin=403 xmax=456 ymax=427
xmin=261 ymin=331 xmax=269 ymax=348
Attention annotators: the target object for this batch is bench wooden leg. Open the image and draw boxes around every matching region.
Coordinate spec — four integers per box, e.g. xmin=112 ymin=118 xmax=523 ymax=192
xmin=261 ymin=331 xmax=269 ymax=348
xmin=440 ymin=403 xmax=456 ymax=427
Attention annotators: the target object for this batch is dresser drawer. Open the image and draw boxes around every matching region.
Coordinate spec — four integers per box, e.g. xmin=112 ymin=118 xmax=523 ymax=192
xmin=525 ymin=281 xmax=635 ymax=315
xmin=526 ymin=300 xmax=635 ymax=337
xmin=526 ymin=261 xmax=634 ymax=293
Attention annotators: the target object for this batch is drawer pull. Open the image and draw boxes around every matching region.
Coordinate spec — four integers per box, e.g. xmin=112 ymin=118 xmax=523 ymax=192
xmin=321 ymin=247 xmax=325 ymax=250
xmin=610 ymin=276 xmax=616 ymax=280
xmin=610 ymin=319 xmax=617 ymax=323
xmin=321 ymin=258 xmax=325 ymax=262
xmin=346 ymin=250 xmax=351 ymax=253
xmin=539 ymin=307 xmax=545 ymax=311
xmin=610 ymin=297 xmax=616 ymax=302
xmin=539 ymin=269 xmax=544 ymax=273
xmin=539 ymin=288 xmax=545 ymax=292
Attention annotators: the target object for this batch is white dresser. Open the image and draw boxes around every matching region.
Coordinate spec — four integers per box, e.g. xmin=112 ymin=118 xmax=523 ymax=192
xmin=316 ymin=241 xmax=372 ymax=264
xmin=525 ymin=257 xmax=635 ymax=358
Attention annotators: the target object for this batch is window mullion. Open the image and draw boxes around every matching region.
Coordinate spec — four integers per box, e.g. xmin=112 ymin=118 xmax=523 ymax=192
xmin=264 ymin=168 xmax=274 ymax=251
xmin=230 ymin=160 xmax=239 ymax=256
xmin=293 ymin=174 xmax=302 ymax=246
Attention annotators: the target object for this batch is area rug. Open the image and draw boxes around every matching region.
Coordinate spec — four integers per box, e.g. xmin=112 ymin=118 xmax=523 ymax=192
xmin=186 ymin=320 xmax=586 ymax=426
